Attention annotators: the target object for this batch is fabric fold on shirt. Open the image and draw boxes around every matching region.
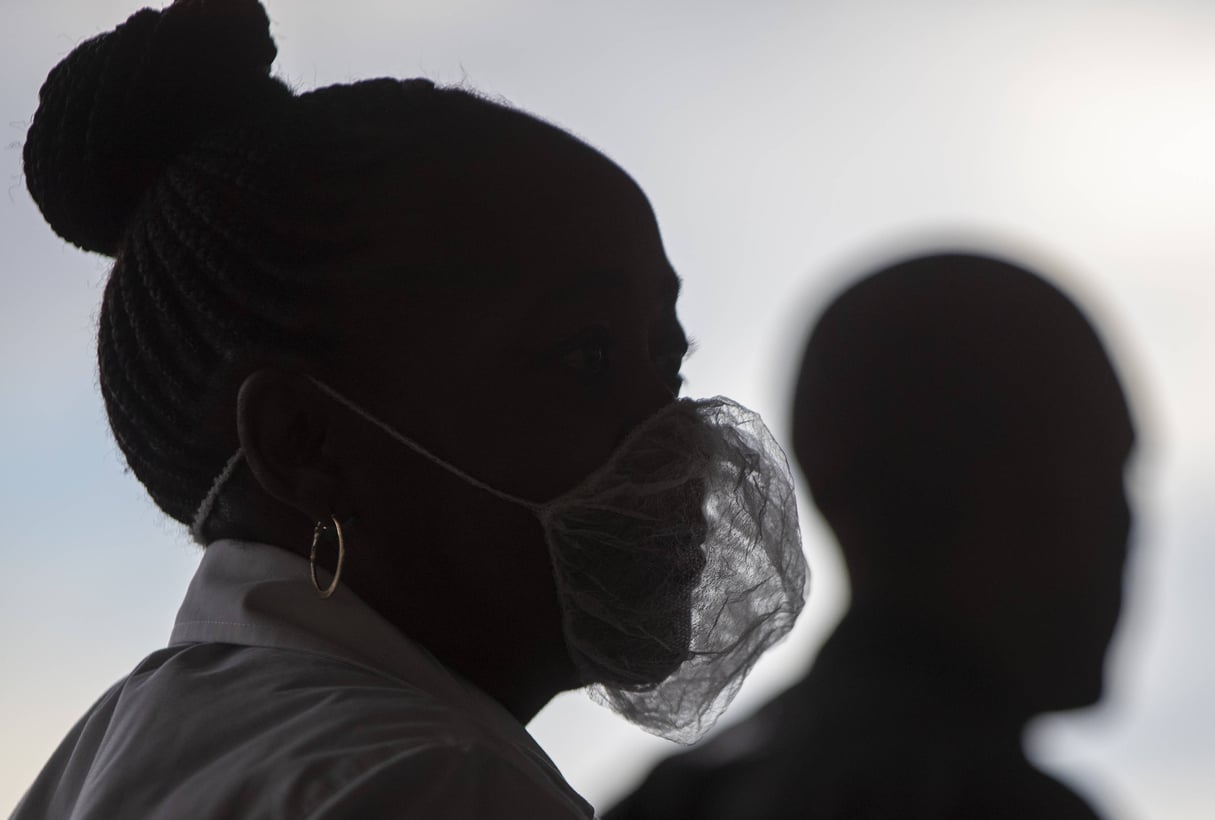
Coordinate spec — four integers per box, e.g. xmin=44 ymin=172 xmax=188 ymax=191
xmin=13 ymin=538 xmax=594 ymax=819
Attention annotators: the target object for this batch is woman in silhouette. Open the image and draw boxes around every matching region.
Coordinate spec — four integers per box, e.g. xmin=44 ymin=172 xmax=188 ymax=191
xmin=16 ymin=1 xmax=806 ymax=817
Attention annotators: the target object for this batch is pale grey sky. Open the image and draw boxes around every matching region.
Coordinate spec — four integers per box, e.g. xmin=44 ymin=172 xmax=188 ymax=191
xmin=3 ymin=1 xmax=1213 ymax=816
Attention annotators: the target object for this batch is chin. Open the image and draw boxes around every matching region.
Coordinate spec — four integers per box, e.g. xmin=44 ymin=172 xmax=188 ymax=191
xmin=1072 ymin=671 xmax=1106 ymax=709
xmin=565 ymin=598 xmax=694 ymax=689
xmin=1037 ymin=668 xmax=1106 ymax=714
xmin=557 ymin=520 xmax=707 ymax=689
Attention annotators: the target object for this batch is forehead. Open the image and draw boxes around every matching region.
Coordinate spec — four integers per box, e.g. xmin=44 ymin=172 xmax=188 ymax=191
xmin=519 ymin=264 xmax=682 ymax=333
xmin=349 ymin=127 xmax=667 ymax=277
xmin=1006 ymin=354 xmax=1136 ymax=475
xmin=330 ymin=132 xmax=680 ymax=346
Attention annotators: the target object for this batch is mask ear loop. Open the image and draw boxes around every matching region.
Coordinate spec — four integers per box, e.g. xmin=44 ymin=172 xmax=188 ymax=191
xmin=191 ymin=449 xmax=245 ymax=544
xmin=306 ymin=377 xmax=545 ymax=512
xmin=189 ymin=381 xmax=707 ymax=545
xmin=188 ymin=378 xmax=547 ymax=545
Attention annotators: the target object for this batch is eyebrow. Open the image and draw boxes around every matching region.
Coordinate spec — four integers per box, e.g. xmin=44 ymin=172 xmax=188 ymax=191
xmin=541 ymin=267 xmax=683 ymax=304
xmin=540 ymin=268 xmax=627 ymax=303
xmin=360 ymin=263 xmax=525 ymax=293
xmin=665 ymin=271 xmax=684 ymax=301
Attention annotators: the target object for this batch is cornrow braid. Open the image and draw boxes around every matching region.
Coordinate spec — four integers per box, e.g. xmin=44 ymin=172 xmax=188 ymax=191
xmin=23 ymin=0 xmax=513 ymax=538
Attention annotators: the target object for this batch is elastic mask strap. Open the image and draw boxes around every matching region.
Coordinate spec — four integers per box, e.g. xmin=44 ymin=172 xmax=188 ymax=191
xmin=307 ymin=377 xmax=543 ymax=512
xmin=188 ymin=379 xmax=544 ymax=545
xmin=191 ymin=449 xmax=245 ymax=543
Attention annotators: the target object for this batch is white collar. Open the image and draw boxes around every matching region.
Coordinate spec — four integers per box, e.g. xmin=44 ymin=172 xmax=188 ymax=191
xmin=170 ymin=539 xmax=573 ymax=787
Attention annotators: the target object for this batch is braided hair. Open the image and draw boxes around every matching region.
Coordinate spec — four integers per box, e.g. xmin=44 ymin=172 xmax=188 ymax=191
xmin=24 ymin=0 xmax=545 ymax=539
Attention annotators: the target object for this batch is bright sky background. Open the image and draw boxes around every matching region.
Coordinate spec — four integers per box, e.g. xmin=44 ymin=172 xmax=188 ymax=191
xmin=3 ymin=1 xmax=1214 ymax=817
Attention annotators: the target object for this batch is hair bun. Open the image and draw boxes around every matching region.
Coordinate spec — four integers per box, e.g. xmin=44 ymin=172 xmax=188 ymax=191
xmin=24 ymin=0 xmax=289 ymax=256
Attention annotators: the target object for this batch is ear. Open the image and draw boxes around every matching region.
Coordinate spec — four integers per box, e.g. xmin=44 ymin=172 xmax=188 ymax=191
xmin=236 ymin=369 xmax=345 ymax=523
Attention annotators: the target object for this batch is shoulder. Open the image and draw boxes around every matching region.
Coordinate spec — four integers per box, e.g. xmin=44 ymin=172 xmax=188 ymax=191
xmin=301 ymin=741 xmax=592 ymax=819
xmin=28 ymin=642 xmax=591 ymax=819
xmin=608 ymin=715 xmax=1100 ymax=820
xmin=155 ymin=643 xmax=589 ymax=815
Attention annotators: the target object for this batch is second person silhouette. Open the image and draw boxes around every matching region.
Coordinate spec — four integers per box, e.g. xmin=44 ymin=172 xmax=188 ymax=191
xmin=608 ymin=251 xmax=1136 ymax=820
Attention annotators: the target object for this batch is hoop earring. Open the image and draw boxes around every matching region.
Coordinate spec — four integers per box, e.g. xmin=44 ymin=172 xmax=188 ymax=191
xmin=310 ymin=514 xmax=346 ymax=599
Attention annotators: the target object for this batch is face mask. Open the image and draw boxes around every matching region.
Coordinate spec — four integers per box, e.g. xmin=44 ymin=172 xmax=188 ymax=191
xmin=192 ymin=378 xmax=809 ymax=743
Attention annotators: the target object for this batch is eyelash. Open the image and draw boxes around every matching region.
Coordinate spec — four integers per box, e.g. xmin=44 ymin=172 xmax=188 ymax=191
xmin=553 ymin=328 xmax=690 ymax=394
xmin=555 ymin=327 xmax=615 ymax=380
xmin=660 ymin=336 xmax=694 ymax=395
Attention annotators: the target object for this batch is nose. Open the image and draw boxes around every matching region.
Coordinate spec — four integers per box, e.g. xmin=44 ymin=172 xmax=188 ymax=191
xmin=613 ymin=362 xmax=679 ymax=446
xmin=1116 ymin=486 xmax=1133 ymax=562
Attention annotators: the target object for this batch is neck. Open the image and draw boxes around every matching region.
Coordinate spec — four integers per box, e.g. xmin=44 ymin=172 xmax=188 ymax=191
xmin=834 ymin=597 xmax=1034 ymax=733
xmin=464 ymin=649 xmax=582 ymax=724
xmin=215 ymin=478 xmax=582 ymax=726
xmin=334 ymin=518 xmax=582 ymax=726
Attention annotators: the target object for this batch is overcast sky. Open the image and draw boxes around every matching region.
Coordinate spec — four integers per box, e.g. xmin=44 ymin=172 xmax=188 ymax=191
xmin=3 ymin=1 xmax=1214 ymax=817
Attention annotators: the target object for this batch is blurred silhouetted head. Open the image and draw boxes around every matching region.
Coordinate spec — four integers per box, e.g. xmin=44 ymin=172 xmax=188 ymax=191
xmin=793 ymin=252 xmax=1135 ymax=716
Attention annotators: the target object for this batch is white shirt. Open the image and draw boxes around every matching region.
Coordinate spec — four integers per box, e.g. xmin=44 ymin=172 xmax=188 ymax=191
xmin=13 ymin=539 xmax=595 ymax=819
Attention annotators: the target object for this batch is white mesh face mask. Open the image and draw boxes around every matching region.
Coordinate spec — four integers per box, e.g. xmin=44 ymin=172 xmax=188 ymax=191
xmin=192 ymin=378 xmax=809 ymax=743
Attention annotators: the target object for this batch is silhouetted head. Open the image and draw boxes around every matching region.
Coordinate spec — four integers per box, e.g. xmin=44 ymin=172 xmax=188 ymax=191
xmin=793 ymin=252 xmax=1135 ymax=717
xmin=25 ymin=0 xmax=689 ymax=718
